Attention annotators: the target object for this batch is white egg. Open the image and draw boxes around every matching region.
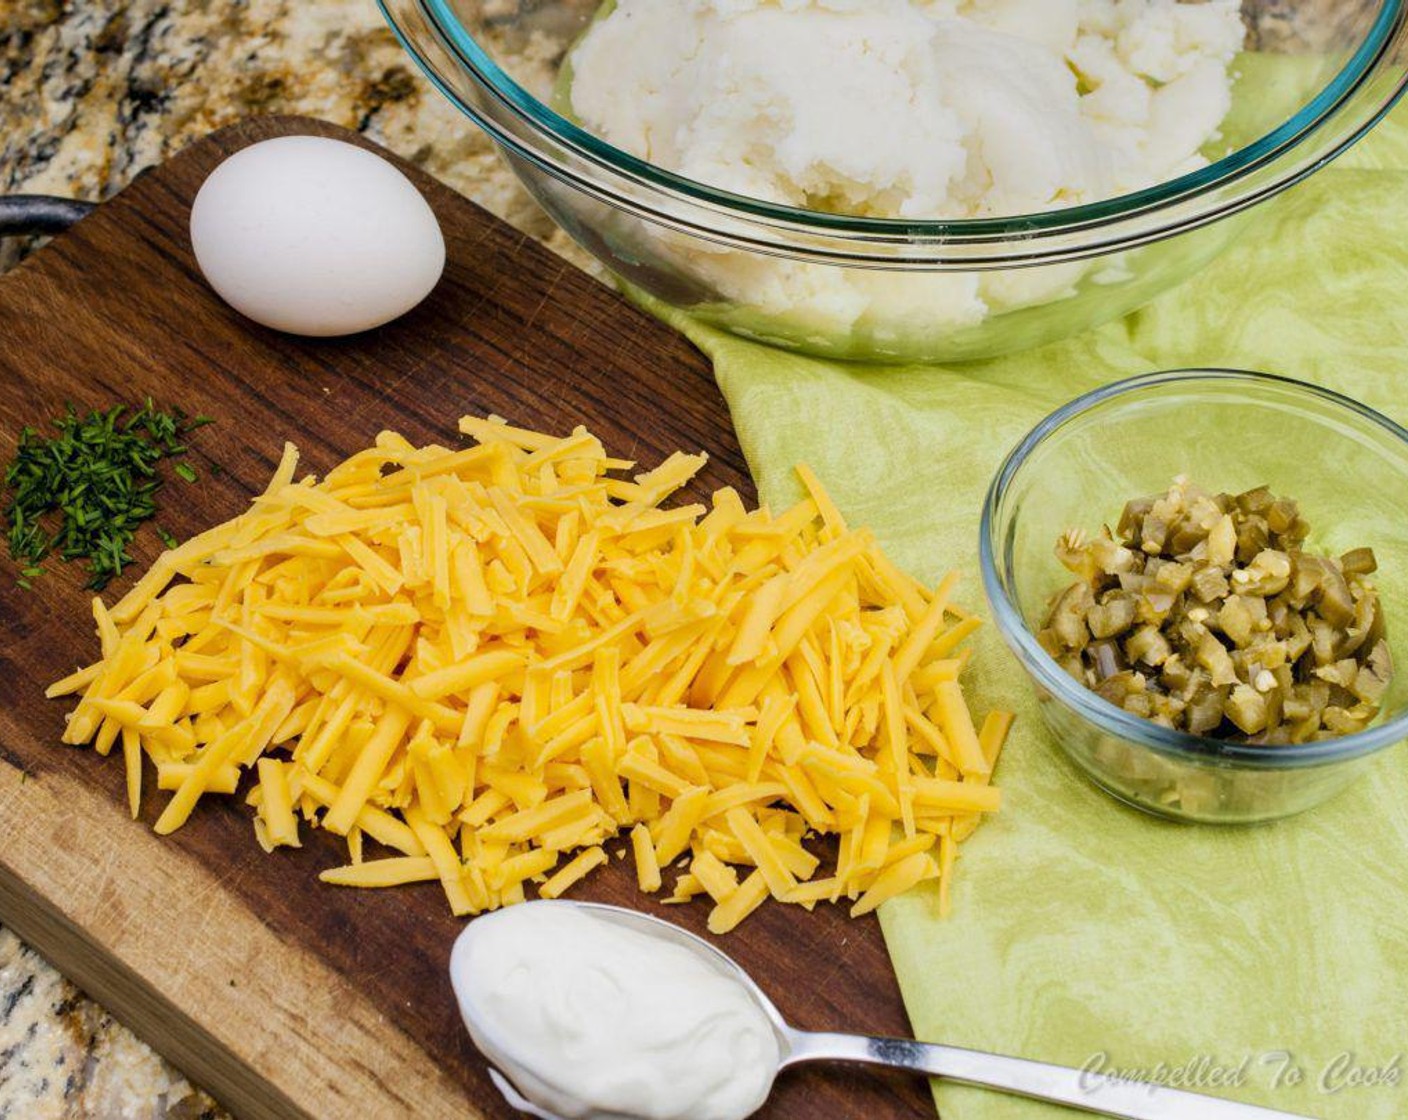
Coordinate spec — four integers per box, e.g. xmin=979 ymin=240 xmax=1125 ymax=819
xmin=189 ymin=136 xmax=446 ymax=337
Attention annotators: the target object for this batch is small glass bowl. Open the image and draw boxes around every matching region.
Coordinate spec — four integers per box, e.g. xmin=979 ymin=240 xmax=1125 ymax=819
xmin=980 ymin=370 xmax=1408 ymax=823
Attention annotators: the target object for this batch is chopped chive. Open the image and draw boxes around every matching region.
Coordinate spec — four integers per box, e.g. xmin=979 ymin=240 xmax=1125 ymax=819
xmin=3 ymin=402 xmax=214 ymax=590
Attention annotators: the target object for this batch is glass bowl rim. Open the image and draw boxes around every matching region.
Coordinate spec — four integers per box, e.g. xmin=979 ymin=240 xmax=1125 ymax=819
xmin=401 ymin=0 xmax=1408 ymax=243
xmin=979 ymin=367 xmax=1408 ymax=769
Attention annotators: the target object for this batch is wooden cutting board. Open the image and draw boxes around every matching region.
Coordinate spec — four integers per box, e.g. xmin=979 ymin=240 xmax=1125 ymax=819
xmin=0 ymin=116 xmax=932 ymax=1120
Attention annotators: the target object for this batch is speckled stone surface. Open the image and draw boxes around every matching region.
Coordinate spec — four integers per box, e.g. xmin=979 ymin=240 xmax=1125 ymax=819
xmin=0 ymin=927 xmax=223 ymax=1119
xmin=0 ymin=0 xmax=1359 ymax=1116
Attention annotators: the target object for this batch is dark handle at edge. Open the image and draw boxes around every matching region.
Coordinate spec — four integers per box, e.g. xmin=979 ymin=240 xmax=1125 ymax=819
xmin=0 ymin=196 xmax=97 ymax=237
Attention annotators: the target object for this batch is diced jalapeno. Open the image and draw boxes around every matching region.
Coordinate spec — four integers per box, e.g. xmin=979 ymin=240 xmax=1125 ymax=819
xmin=1041 ymin=478 xmax=1392 ymax=743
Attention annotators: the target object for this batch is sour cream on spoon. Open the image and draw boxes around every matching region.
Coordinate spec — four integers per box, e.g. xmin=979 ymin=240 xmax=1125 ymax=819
xmin=449 ymin=901 xmax=1312 ymax=1120
xmin=450 ymin=902 xmax=779 ymax=1120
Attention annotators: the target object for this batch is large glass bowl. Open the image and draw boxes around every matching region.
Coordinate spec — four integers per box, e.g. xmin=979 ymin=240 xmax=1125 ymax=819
xmin=380 ymin=1 xmax=1408 ymax=364
xmin=980 ymin=370 xmax=1408 ymax=824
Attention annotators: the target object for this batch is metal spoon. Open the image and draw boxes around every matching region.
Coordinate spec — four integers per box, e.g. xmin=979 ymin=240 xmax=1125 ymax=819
xmin=457 ymin=900 xmax=1316 ymax=1120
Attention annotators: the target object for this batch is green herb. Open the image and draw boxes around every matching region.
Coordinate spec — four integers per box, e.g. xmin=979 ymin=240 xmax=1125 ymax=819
xmin=156 ymin=527 xmax=179 ymax=550
xmin=174 ymin=462 xmax=198 ymax=484
xmin=3 ymin=400 xmax=213 ymax=590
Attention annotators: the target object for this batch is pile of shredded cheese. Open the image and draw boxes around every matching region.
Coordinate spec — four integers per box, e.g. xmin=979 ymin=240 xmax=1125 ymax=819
xmin=48 ymin=417 xmax=1009 ymax=932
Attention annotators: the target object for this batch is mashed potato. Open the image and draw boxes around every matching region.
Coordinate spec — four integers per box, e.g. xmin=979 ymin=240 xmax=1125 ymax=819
xmin=566 ymin=0 xmax=1245 ymax=341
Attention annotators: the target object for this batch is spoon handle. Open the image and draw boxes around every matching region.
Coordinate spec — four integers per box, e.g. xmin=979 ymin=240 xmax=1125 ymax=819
xmin=783 ymin=1031 xmax=1317 ymax=1120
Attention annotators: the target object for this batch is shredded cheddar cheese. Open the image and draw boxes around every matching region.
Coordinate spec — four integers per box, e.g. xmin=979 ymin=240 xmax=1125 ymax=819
xmin=49 ymin=417 xmax=1009 ymax=931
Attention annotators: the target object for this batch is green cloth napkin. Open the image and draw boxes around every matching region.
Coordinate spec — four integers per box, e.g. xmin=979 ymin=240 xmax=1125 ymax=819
xmin=653 ymin=104 xmax=1408 ymax=1119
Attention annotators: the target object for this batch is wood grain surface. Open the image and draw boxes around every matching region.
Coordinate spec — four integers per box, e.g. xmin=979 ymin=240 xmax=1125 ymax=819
xmin=0 ymin=117 xmax=931 ymax=1120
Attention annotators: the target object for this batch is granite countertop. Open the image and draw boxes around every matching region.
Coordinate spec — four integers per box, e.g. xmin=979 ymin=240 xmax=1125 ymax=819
xmin=0 ymin=0 xmax=1342 ymax=1116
